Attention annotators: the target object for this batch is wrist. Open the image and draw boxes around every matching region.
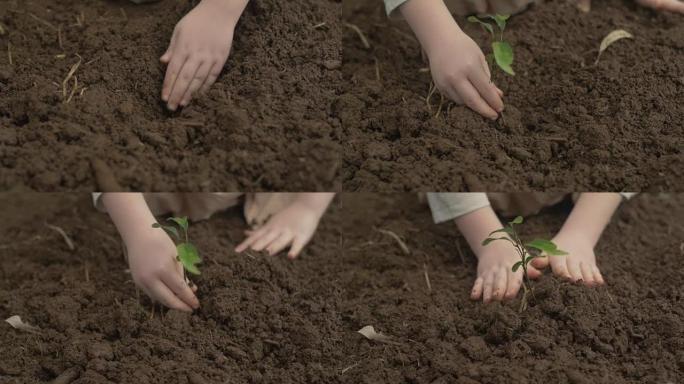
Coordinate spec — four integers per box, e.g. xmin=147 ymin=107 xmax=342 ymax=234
xmin=200 ymin=0 xmax=247 ymax=26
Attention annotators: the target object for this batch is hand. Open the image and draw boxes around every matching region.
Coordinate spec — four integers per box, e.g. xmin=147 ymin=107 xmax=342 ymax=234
xmin=160 ymin=0 xmax=245 ymax=111
xmin=427 ymin=29 xmax=504 ymax=120
xmin=471 ymin=241 xmax=542 ymax=303
xmin=235 ymin=202 xmax=323 ymax=259
xmin=127 ymin=229 xmax=199 ymax=312
xmin=530 ymin=230 xmax=605 ymax=287
xmin=636 ymin=0 xmax=684 ymax=12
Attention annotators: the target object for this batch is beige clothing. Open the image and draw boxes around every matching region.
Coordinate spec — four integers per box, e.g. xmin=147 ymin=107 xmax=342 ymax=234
xmin=385 ymin=0 xmax=536 ymax=18
xmin=93 ymin=193 xmax=298 ymax=227
xmin=427 ymin=193 xmax=636 ymax=223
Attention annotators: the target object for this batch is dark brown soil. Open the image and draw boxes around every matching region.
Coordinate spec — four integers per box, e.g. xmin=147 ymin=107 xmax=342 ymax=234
xmin=2 ymin=193 xmax=683 ymax=383
xmin=340 ymin=0 xmax=684 ymax=191
xmin=0 ymin=0 xmax=342 ymax=191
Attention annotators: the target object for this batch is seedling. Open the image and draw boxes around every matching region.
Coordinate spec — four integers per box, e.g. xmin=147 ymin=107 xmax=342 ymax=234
xmin=152 ymin=217 xmax=202 ymax=276
xmin=482 ymin=216 xmax=567 ymax=311
xmin=468 ymin=14 xmax=515 ymax=76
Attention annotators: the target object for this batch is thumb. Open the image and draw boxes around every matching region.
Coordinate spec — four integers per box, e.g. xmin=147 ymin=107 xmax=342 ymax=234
xmin=530 ymin=255 xmax=549 ymax=270
xmin=527 ymin=264 xmax=543 ymax=279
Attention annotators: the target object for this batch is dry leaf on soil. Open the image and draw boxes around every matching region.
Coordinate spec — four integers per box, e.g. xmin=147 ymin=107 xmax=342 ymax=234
xmin=595 ymin=29 xmax=633 ymax=65
xmin=5 ymin=315 xmax=42 ymax=334
xmin=357 ymin=325 xmax=402 ymax=345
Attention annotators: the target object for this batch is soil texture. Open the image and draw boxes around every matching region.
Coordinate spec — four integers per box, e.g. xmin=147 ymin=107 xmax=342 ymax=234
xmin=341 ymin=0 xmax=683 ymax=191
xmin=1 ymin=193 xmax=683 ymax=383
xmin=0 ymin=0 xmax=342 ymax=191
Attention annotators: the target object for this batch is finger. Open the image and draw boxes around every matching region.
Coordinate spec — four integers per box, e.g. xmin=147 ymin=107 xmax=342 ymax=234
xmin=639 ymin=0 xmax=684 ymax=13
xmin=453 ymin=80 xmax=499 ymax=120
xmin=505 ymin=270 xmax=522 ymax=299
xmin=468 ymin=67 xmax=504 ymax=113
xmin=179 ymin=61 xmax=211 ymax=107
xmin=266 ymin=232 xmax=294 ymax=256
xmin=527 ymin=263 xmax=543 ymax=279
xmin=491 ymin=267 xmax=507 ymax=301
xmin=250 ymin=229 xmax=281 ymax=252
xmin=580 ymin=262 xmax=595 ymax=287
xmin=287 ymin=237 xmax=307 ymax=259
xmin=471 ymin=277 xmax=484 ymax=300
xmin=199 ymin=62 xmax=222 ymax=94
xmin=550 ymin=255 xmax=571 ymax=280
xmin=480 ymin=54 xmax=492 ymax=80
xmin=147 ymin=281 xmax=193 ymax=312
xmin=236 ymin=227 xmax=269 ymax=252
xmin=592 ymin=266 xmax=605 ymax=285
xmin=530 ymin=255 xmax=549 ymax=270
xmin=162 ymin=273 xmax=200 ymax=309
xmin=168 ymin=59 xmax=201 ymax=110
xmin=482 ymin=273 xmax=495 ymax=303
xmin=160 ymin=29 xmax=178 ymax=64
xmin=567 ymin=260 xmax=583 ymax=283
xmin=162 ymin=52 xmax=188 ymax=103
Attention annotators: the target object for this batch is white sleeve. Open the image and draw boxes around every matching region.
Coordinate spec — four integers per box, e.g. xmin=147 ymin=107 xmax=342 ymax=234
xmin=427 ymin=193 xmax=491 ymax=224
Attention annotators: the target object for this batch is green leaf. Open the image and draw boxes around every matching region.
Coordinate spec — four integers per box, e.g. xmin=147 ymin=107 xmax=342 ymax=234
xmin=167 ymin=217 xmax=189 ymax=231
xmin=177 ymin=242 xmax=202 ymax=275
xmin=492 ymin=41 xmax=515 ymax=76
xmin=485 ymin=14 xmax=509 ymax=32
xmin=152 ymin=223 xmax=179 ymax=240
xmin=509 ymin=216 xmax=523 ymax=225
xmin=467 ymin=16 xmax=494 ymax=36
xmin=512 ymin=261 xmax=523 ymax=272
xmin=488 ymin=227 xmax=513 ymax=237
xmin=525 ymin=239 xmax=568 ymax=256
xmin=482 ymin=237 xmax=508 ymax=246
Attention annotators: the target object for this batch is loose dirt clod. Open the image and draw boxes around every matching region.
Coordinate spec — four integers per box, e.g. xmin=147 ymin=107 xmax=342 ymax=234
xmin=5 ymin=315 xmax=41 ymax=334
xmin=595 ymin=29 xmax=633 ymax=65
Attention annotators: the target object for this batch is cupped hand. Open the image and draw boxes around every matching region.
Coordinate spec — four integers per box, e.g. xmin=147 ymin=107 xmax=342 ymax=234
xmin=127 ymin=229 xmax=199 ymax=312
xmin=471 ymin=241 xmax=542 ymax=303
xmin=427 ymin=30 xmax=504 ymax=120
xmin=160 ymin=0 xmax=239 ymax=110
xmin=530 ymin=230 xmax=605 ymax=287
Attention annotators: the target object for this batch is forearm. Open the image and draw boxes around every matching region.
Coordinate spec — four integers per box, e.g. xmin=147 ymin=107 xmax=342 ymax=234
xmin=560 ymin=193 xmax=622 ymax=247
xmin=455 ymin=206 xmax=504 ymax=258
xmin=400 ymin=0 xmax=462 ymax=56
xmin=202 ymin=0 xmax=249 ymax=25
xmin=293 ymin=193 xmax=335 ymax=219
xmin=102 ymin=193 xmax=158 ymax=245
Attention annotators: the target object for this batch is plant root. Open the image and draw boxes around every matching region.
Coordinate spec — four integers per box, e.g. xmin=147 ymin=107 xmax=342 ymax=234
xmin=45 ymin=223 xmax=75 ymax=250
xmin=375 ymin=228 xmax=410 ymax=255
xmin=344 ymin=23 xmax=370 ymax=49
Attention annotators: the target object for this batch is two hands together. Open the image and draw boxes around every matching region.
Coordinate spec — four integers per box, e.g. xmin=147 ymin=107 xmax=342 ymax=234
xmin=471 ymin=230 xmax=604 ymax=303
xmin=127 ymin=201 xmax=325 ymax=312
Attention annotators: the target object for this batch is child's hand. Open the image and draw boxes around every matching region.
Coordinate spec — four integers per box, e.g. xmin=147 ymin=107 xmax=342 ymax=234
xmin=427 ymin=29 xmax=505 ymax=120
xmin=235 ymin=202 xmax=323 ymax=259
xmin=472 ymin=241 xmax=542 ymax=303
xmin=160 ymin=0 xmax=248 ymax=111
xmin=127 ymin=229 xmax=200 ymax=312
xmin=636 ymin=0 xmax=684 ymax=12
xmin=530 ymin=230 xmax=605 ymax=287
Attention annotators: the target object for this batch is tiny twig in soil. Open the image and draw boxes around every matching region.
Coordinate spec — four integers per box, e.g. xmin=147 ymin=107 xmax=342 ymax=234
xmin=61 ymin=54 xmax=82 ymax=100
xmin=28 ymin=12 xmax=57 ymax=31
xmin=341 ymin=362 xmax=359 ymax=374
xmin=375 ymin=228 xmax=410 ymax=255
xmin=119 ymin=8 xmax=127 ymax=20
xmin=344 ymin=23 xmax=370 ymax=49
xmin=45 ymin=223 xmax=75 ymax=250
xmin=423 ymin=263 xmax=432 ymax=293
xmin=434 ymin=93 xmax=444 ymax=118
xmin=373 ymin=56 xmax=381 ymax=82
xmin=7 ymin=42 xmax=12 ymax=66
xmin=312 ymin=22 xmax=326 ymax=29
xmin=84 ymin=261 xmax=90 ymax=282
